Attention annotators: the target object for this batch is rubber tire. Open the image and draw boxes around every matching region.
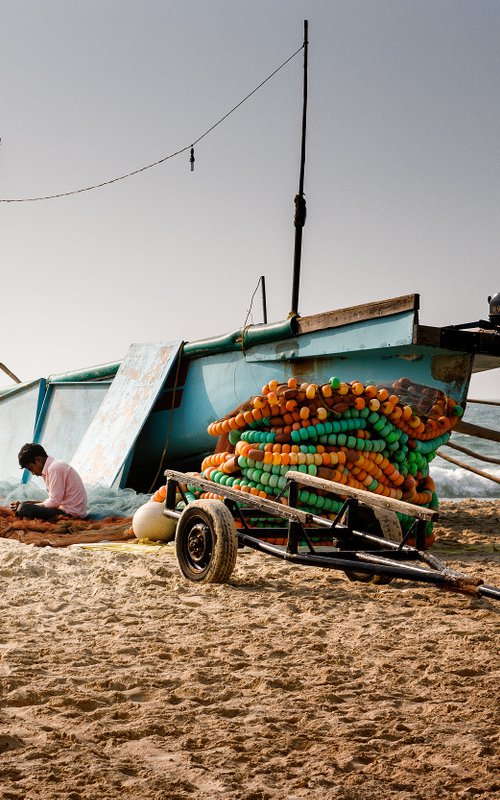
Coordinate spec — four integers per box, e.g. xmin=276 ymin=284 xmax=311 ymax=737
xmin=343 ymin=506 xmax=401 ymax=585
xmin=175 ymin=500 xmax=238 ymax=583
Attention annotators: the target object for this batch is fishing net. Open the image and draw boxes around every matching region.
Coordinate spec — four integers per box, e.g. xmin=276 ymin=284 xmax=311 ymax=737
xmin=186 ymin=376 xmax=464 ymax=548
xmin=0 ymin=480 xmax=151 ymax=519
xmin=0 ymin=481 xmax=153 ymax=547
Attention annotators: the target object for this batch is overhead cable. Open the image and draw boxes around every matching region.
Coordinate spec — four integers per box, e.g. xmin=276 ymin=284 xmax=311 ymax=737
xmin=1 ymin=44 xmax=303 ymax=203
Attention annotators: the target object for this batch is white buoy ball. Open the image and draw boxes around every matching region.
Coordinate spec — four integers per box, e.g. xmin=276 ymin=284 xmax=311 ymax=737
xmin=132 ymin=501 xmax=177 ymax=542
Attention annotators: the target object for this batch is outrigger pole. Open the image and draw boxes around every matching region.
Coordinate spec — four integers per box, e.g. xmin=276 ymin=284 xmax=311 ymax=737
xmin=290 ymin=19 xmax=308 ymax=317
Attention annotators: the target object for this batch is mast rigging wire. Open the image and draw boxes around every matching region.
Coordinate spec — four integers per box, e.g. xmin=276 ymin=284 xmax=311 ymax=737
xmin=1 ymin=44 xmax=304 ymax=204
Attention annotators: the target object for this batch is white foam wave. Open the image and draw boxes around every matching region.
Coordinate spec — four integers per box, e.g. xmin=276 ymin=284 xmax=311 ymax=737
xmin=431 ymin=464 xmax=500 ymax=499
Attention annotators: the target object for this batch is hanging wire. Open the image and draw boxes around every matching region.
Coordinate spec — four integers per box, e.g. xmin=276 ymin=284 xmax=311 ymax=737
xmin=243 ymin=276 xmax=264 ymax=328
xmin=1 ymin=43 xmax=303 ymax=203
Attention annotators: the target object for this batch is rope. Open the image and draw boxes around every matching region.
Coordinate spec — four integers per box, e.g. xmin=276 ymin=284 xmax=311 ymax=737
xmin=242 ymin=276 xmax=265 ymax=329
xmin=1 ymin=44 xmax=304 ymax=204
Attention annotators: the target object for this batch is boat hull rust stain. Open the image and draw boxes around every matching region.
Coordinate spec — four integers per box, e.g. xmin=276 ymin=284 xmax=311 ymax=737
xmin=431 ymin=353 xmax=473 ymax=393
xmin=288 ymin=357 xmax=345 ymax=383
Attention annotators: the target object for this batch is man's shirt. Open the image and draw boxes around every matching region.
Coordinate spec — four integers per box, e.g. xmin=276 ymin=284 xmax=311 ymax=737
xmin=41 ymin=456 xmax=87 ymax=517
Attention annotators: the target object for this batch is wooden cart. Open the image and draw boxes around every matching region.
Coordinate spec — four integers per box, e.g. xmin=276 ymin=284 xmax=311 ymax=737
xmin=162 ymin=469 xmax=500 ymax=602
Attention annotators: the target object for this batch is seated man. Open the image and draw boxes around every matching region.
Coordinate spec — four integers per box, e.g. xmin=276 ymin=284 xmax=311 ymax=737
xmin=10 ymin=443 xmax=87 ymax=521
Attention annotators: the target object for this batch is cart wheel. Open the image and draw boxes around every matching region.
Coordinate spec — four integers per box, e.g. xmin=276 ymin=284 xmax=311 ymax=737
xmin=175 ymin=500 xmax=238 ymax=583
xmin=343 ymin=506 xmax=402 ymax=585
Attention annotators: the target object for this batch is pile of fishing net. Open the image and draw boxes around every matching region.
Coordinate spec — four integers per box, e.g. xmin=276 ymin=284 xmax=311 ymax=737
xmin=0 ymin=481 xmax=152 ymax=520
xmin=0 ymin=486 xmax=157 ymax=547
xmin=0 ymin=483 xmax=157 ymax=547
xmin=0 ymin=506 xmax=135 ymax=547
xmin=189 ymin=376 xmax=464 ymax=546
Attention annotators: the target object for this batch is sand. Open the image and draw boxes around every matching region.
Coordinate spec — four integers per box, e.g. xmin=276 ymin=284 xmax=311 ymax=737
xmin=0 ymin=499 xmax=499 ymax=799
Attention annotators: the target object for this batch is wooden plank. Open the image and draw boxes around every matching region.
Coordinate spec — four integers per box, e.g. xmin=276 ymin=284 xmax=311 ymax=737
xmin=165 ymin=469 xmax=436 ymax=532
xmin=412 ymin=325 xmax=442 ymax=348
xmin=415 ymin=325 xmax=475 ymax=350
xmin=164 ymin=469 xmax=325 ymax=527
xmin=72 ymin=341 xmax=182 ymax=487
xmin=414 ymin=326 xmax=500 ymax=366
xmin=0 ymin=363 xmax=21 ymax=384
xmin=436 ymin=450 xmax=500 ymax=485
xmin=455 ymin=420 xmax=500 ymax=444
xmin=285 ymin=470 xmax=438 ymax=521
xmin=467 ymin=398 xmax=500 ymax=407
xmin=296 ymin=294 xmax=419 ymax=335
xmin=477 ymin=330 xmax=500 ymax=357
xmin=444 ymin=441 xmax=500 ymax=465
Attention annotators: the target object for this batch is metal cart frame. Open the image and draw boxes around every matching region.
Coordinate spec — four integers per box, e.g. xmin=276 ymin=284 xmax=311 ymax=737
xmin=163 ymin=469 xmax=500 ymax=601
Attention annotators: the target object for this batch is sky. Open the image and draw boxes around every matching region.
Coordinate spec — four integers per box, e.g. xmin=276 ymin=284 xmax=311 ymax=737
xmin=1 ymin=0 xmax=499 ymax=398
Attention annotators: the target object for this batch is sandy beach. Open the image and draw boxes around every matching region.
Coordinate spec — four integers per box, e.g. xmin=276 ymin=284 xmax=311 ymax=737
xmin=0 ymin=499 xmax=499 ymax=799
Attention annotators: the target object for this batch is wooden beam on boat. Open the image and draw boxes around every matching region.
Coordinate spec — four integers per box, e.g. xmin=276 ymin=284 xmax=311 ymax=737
xmin=455 ymin=420 xmax=500 ymax=444
xmin=467 ymin=398 xmax=500 ymax=407
xmin=413 ymin=325 xmax=500 ymax=372
xmin=296 ymin=294 xmax=418 ymax=335
xmin=444 ymin=441 xmax=500 ymax=465
xmin=0 ymin=362 xmax=21 ymax=384
xmin=470 ymin=329 xmax=500 ymax=371
xmin=415 ymin=325 xmax=473 ymax=349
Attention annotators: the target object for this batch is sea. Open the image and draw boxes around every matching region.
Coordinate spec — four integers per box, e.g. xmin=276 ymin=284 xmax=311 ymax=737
xmin=0 ymin=403 xmax=498 ymax=514
xmin=432 ymin=401 xmax=500 ymax=500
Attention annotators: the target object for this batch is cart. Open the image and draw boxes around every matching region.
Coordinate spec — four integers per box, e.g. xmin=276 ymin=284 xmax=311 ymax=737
xmin=162 ymin=469 xmax=500 ymax=602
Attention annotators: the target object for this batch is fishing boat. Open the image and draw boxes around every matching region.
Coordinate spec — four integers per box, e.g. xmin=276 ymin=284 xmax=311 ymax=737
xmin=1 ymin=290 xmax=499 ymax=493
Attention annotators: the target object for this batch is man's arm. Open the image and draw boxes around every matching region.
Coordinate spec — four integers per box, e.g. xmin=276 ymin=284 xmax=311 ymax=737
xmin=10 ymin=500 xmax=40 ymax=513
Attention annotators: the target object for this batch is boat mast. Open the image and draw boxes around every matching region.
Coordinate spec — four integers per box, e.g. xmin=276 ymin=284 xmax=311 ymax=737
xmin=290 ymin=19 xmax=308 ymax=318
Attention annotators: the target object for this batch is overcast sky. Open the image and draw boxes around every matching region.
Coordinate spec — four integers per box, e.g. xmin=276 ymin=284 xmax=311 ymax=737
xmin=1 ymin=1 xmax=499 ymax=397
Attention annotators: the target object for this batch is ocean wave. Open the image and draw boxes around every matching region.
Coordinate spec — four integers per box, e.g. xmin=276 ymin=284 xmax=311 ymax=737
xmin=432 ymin=464 xmax=500 ymax=500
